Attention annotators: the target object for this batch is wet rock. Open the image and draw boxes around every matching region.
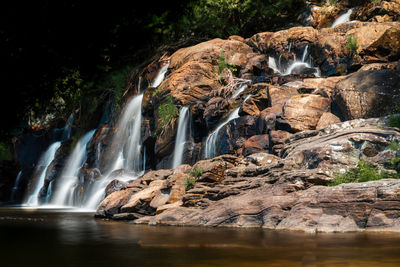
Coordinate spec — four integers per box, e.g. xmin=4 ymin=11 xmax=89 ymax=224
xmin=333 ymin=69 xmax=400 ymax=120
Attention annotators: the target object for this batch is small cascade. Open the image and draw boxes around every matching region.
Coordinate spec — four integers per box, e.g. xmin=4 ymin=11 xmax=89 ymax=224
xmin=204 ymin=107 xmax=240 ymax=159
xmin=231 ymin=84 xmax=248 ymax=99
xmin=84 ymin=66 xmax=169 ymax=209
xmin=51 ymin=129 xmax=96 ymax=206
xmin=24 ymin=141 xmax=61 ymax=206
xmin=331 ymin=9 xmax=353 ymax=28
xmin=172 ymin=107 xmax=190 ymax=168
xmin=151 ymin=61 xmax=170 ymax=88
xmin=10 ymin=171 xmax=23 ymax=202
xmin=269 ymin=45 xmax=320 ymax=77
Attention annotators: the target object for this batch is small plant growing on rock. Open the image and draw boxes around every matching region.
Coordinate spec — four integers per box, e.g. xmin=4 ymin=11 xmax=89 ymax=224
xmin=190 ymin=166 xmax=203 ymax=179
xmin=218 ymin=49 xmax=229 ymax=74
xmin=184 ymin=176 xmax=196 ymax=191
xmin=184 ymin=166 xmax=203 ymax=191
xmin=329 ymin=160 xmax=399 ymax=186
xmin=157 ymin=96 xmax=178 ymax=129
xmin=346 ymin=35 xmax=359 ymax=55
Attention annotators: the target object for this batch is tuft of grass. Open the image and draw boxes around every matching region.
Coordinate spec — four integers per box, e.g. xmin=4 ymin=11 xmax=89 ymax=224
xmin=190 ymin=166 xmax=203 ymax=179
xmin=184 ymin=176 xmax=196 ymax=191
xmin=157 ymin=96 xmax=178 ymax=129
xmin=218 ymin=49 xmax=229 ymax=74
xmin=346 ymin=35 xmax=359 ymax=55
xmin=388 ymin=140 xmax=400 ymax=151
xmin=152 ymin=86 xmax=163 ymax=97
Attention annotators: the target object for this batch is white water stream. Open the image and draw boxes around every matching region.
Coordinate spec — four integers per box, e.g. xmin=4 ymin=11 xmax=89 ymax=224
xmin=331 ymin=9 xmax=353 ymax=28
xmin=51 ymin=130 xmax=96 ymax=206
xmin=24 ymin=142 xmax=62 ymax=206
xmin=172 ymin=106 xmax=190 ymax=168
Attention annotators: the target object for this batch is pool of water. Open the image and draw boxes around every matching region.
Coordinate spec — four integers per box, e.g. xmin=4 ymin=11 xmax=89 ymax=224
xmin=1 ymin=206 xmax=400 ymax=266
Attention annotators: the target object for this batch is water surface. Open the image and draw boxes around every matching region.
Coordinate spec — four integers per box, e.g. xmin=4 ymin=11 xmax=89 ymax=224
xmin=1 ymin=207 xmax=400 ymax=266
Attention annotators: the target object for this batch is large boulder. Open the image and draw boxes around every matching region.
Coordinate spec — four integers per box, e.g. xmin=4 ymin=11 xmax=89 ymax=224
xmin=333 ymin=69 xmax=400 ymax=120
xmin=283 ymin=94 xmax=331 ymax=132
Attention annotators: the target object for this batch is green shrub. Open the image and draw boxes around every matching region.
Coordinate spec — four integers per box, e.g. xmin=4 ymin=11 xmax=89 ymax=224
xmin=388 ymin=140 xmax=400 ymax=151
xmin=346 ymin=35 xmax=359 ymax=54
xmin=157 ymin=96 xmax=178 ymax=129
xmin=328 ymin=160 xmax=399 ymax=186
xmin=218 ymin=49 xmax=229 ymax=74
xmin=329 ymin=0 xmax=336 ymax=6
xmin=184 ymin=176 xmax=196 ymax=191
xmin=190 ymin=166 xmax=203 ymax=178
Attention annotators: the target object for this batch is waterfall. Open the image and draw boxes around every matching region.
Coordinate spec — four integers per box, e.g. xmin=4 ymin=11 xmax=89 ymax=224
xmin=10 ymin=171 xmax=23 ymax=202
xmin=331 ymin=9 xmax=353 ymax=28
xmin=151 ymin=61 xmax=170 ymax=88
xmin=24 ymin=141 xmax=62 ymax=206
xmin=51 ymin=129 xmax=96 ymax=206
xmin=84 ymin=65 xmax=170 ymax=209
xmin=204 ymin=108 xmax=240 ymax=159
xmin=172 ymin=107 xmax=190 ymax=168
xmin=231 ymin=84 xmax=248 ymax=99
xmin=269 ymin=45 xmax=320 ymax=77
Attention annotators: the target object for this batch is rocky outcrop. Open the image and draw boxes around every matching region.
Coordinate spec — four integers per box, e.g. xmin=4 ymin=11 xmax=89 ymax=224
xmin=334 ymin=69 xmax=400 ymax=120
xmin=96 ymin=118 xmax=400 ymax=232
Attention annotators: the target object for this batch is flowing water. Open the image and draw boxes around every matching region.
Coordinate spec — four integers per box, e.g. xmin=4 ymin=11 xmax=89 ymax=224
xmin=1 ymin=206 xmax=400 ymax=267
xmin=331 ymin=9 xmax=353 ymax=28
xmin=172 ymin=106 xmax=190 ymax=168
xmin=204 ymin=108 xmax=240 ymax=159
xmin=50 ymin=130 xmax=96 ymax=206
xmin=268 ymin=44 xmax=320 ymax=77
xmin=24 ymin=141 xmax=62 ymax=206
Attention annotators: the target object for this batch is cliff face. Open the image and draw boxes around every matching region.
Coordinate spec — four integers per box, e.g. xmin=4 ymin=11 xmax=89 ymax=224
xmin=9 ymin=1 xmax=400 ymax=232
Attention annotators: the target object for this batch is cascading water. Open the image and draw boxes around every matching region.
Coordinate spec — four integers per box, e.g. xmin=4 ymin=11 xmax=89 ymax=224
xmin=268 ymin=44 xmax=320 ymax=77
xmin=231 ymin=84 xmax=248 ymax=99
xmin=50 ymin=129 xmax=96 ymax=206
xmin=84 ymin=64 xmax=170 ymax=209
xmin=10 ymin=171 xmax=23 ymax=202
xmin=151 ymin=61 xmax=170 ymax=88
xmin=24 ymin=141 xmax=61 ymax=206
xmin=204 ymin=108 xmax=240 ymax=159
xmin=172 ymin=107 xmax=190 ymax=168
xmin=331 ymin=9 xmax=353 ymax=28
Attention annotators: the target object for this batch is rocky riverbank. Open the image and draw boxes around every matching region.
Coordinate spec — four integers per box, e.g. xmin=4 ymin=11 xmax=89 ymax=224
xmin=8 ymin=1 xmax=400 ymax=232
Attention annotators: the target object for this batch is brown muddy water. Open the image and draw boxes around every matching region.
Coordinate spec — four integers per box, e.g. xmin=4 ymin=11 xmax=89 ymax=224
xmin=1 ymin=206 xmax=400 ymax=266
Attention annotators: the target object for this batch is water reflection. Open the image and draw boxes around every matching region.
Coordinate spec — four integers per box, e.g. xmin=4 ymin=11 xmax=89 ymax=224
xmin=1 ymin=207 xmax=400 ymax=266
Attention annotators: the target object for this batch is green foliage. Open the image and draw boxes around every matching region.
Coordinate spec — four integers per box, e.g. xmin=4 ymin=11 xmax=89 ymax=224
xmin=99 ymin=65 xmax=133 ymax=108
xmin=218 ymin=49 xmax=229 ymax=74
xmin=389 ymin=140 xmax=400 ymax=151
xmin=148 ymin=0 xmax=307 ymax=40
xmin=190 ymin=166 xmax=203 ymax=179
xmin=0 ymin=142 xmax=12 ymax=161
xmin=152 ymin=86 xmax=163 ymax=97
xmin=158 ymin=96 xmax=178 ymax=129
xmin=329 ymin=160 xmax=399 ymax=186
xmin=329 ymin=0 xmax=337 ymax=6
xmin=184 ymin=176 xmax=196 ymax=191
xmin=371 ymin=0 xmax=380 ymax=6
xmin=346 ymin=35 xmax=359 ymax=54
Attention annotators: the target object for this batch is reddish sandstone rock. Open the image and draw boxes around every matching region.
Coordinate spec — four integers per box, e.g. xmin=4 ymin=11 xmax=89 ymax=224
xmin=316 ymin=112 xmax=341 ymax=130
xmin=283 ymin=94 xmax=330 ymax=132
xmin=241 ymin=134 xmax=270 ymax=157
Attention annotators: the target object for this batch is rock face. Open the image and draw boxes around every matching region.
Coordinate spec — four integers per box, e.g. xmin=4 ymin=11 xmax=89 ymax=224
xmin=334 ymin=69 xmax=400 ymax=120
xmin=96 ymin=118 xmax=400 ymax=232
